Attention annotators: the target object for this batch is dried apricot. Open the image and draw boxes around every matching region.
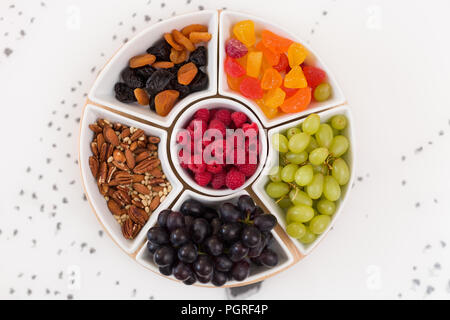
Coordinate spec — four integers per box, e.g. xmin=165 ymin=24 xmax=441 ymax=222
xmin=134 ymin=88 xmax=150 ymax=106
xmin=178 ymin=62 xmax=198 ymax=85
xmin=155 ymin=90 xmax=180 ymax=116
xmin=129 ymin=54 xmax=156 ymax=68
xmin=181 ymin=24 xmax=208 ymax=37
xmin=170 ymin=48 xmax=188 ymax=64
xmin=172 ymin=29 xmax=195 ymax=52
xmin=153 ymin=61 xmax=175 ymax=69
xmin=164 ymin=33 xmax=184 ymax=51
xmin=189 ymin=32 xmax=212 ymax=44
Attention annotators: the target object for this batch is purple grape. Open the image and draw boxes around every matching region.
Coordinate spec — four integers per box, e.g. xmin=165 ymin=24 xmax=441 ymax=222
xmin=178 ymin=243 xmax=198 ymax=264
xmin=241 ymin=226 xmax=262 ymax=248
xmin=197 ymin=273 xmax=213 ymax=284
xmin=157 ymin=209 xmax=171 ymax=228
xmin=214 ymin=254 xmax=233 ymax=272
xmin=159 ymin=265 xmax=172 ymax=276
xmin=183 ymin=273 xmax=197 ymax=285
xmin=166 ymin=211 xmax=184 ymax=232
xmin=228 ymin=241 xmax=249 ymax=262
xmin=225 ymin=39 xmax=248 ymax=59
xmin=173 ymin=262 xmax=192 ymax=281
xmin=147 ymin=227 xmax=169 ymax=245
xmin=254 ymin=214 xmax=277 ymax=232
xmin=212 ymin=271 xmax=227 ymax=287
xmin=259 ymin=248 xmax=278 ymax=267
xmin=191 ymin=218 xmax=210 ymax=244
xmin=147 ymin=241 xmax=160 ymax=254
xmin=170 ymin=228 xmax=189 ymax=247
xmin=193 ymin=255 xmax=214 ymax=277
xmin=204 ymin=236 xmax=224 ymax=256
xmin=153 ymin=246 xmax=175 ymax=267
xmin=231 ymin=260 xmax=250 ymax=281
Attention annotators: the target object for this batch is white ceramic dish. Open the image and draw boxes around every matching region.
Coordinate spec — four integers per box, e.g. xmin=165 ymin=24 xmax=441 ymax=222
xmin=89 ymin=10 xmax=219 ymax=128
xmin=169 ymin=97 xmax=268 ymax=196
xmin=252 ymin=105 xmax=355 ymax=255
xmin=135 ymin=189 xmax=295 ymax=287
xmin=79 ymin=104 xmax=184 ymax=253
xmin=218 ymin=10 xmax=346 ymax=128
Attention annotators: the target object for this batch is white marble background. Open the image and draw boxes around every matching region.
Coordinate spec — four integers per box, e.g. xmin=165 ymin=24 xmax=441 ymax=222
xmin=1 ymin=0 xmax=450 ymax=300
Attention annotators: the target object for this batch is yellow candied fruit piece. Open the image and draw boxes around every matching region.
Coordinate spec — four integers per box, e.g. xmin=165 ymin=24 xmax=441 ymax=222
xmin=284 ymin=66 xmax=308 ymax=89
xmin=246 ymin=51 xmax=263 ymax=78
xmin=287 ymin=42 xmax=308 ymax=68
xmin=263 ymin=87 xmax=286 ymax=109
xmin=256 ymin=99 xmax=279 ymax=119
xmin=233 ymin=20 xmax=256 ymax=47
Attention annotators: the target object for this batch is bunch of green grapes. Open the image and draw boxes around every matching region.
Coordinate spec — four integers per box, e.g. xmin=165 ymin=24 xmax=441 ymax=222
xmin=266 ymin=114 xmax=350 ymax=245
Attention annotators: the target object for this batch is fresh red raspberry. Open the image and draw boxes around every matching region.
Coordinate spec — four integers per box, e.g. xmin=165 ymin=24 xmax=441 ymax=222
xmin=187 ymin=119 xmax=207 ymax=136
xmin=178 ymin=149 xmax=191 ymax=169
xmin=188 ymin=163 xmax=206 ymax=174
xmin=206 ymin=163 xmax=224 ymax=174
xmin=225 ymin=169 xmax=246 ymax=190
xmin=176 ymin=130 xmax=192 ymax=146
xmin=194 ymin=108 xmax=210 ymax=122
xmin=242 ymin=122 xmax=259 ymax=133
xmin=195 ymin=171 xmax=212 ymax=187
xmin=212 ymin=109 xmax=232 ymax=126
xmin=231 ymin=112 xmax=248 ymax=128
xmin=237 ymin=163 xmax=258 ymax=177
xmin=208 ymin=119 xmax=227 ymax=137
xmin=211 ymin=173 xmax=226 ymax=190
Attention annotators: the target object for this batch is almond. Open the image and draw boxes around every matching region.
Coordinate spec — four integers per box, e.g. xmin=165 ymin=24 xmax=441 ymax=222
xmin=125 ymin=149 xmax=135 ymax=169
xmin=148 ymin=136 xmax=161 ymax=144
xmin=104 ymin=127 xmax=119 ymax=147
xmin=133 ymin=183 xmax=150 ymax=195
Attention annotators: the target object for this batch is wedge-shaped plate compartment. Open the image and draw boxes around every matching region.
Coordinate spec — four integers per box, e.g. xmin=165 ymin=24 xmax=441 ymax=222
xmin=89 ymin=10 xmax=219 ymax=128
xmin=136 ymin=190 xmax=294 ymax=287
xmin=80 ymin=104 xmax=184 ymax=253
xmin=252 ymin=105 xmax=355 ymax=255
xmin=169 ymin=97 xmax=268 ymax=196
xmin=218 ymin=10 xmax=346 ymax=128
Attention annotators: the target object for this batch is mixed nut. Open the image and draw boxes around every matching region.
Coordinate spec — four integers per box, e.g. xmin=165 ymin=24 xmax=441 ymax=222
xmin=88 ymin=119 xmax=172 ymax=240
xmin=114 ymin=24 xmax=212 ymax=117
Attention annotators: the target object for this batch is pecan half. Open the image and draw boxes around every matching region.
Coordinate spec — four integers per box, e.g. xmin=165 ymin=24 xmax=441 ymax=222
xmin=111 ymin=189 xmax=131 ymax=206
xmin=132 ymin=199 xmax=145 ymax=208
xmin=99 ymin=142 xmax=107 ymax=162
xmin=99 ymin=183 xmax=109 ymax=196
xmin=107 ymin=199 xmax=122 ymax=216
xmin=148 ymin=178 xmax=165 ymax=186
xmin=149 ymin=167 xmax=163 ymax=178
xmin=130 ymin=141 xmax=138 ymax=151
xmin=89 ymin=156 xmax=99 ymax=178
xmin=128 ymin=205 xmax=149 ymax=225
xmin=133 ymin=183 xmax=150 ymax=195
xmin=109 ymin=171 xmax=132 ymax=186
xmin=148 ymin=144 xmax=158 ymax=151
xmin=149 ymin=195 xmax=161 ymax=211
xmin=97 ymin=133 xmax=105 ymax=150
xmin=98 ymin=162 xmax=107 ymax=184
xmin=132 ymin=174 xmax=145 ymax=182
xmin=125 ymin=149 xmax=135 ymax=169
xmin=112 ymin=160 xmax=128 ymax=171
xmin=90 ymin=142 xmax=98 ymax=158
xmin=106 ymin=166 xmax=117 ymax=184
xmin=133 ymin=159 xmax=161 ymax=174
xmin=122 ymin=219 xmax=141 ymax=239
xmin=120 ymin=127 xmax=131 ymax=139
xmin=135 ymin=151 xmax=152 ymax=163
xmin=130 ymin=129 xmax=145 ymax=141
xmin=89 ymin=124 xmax=103 ymax=133
xmin=113 ymin=150 xmax=126 ymax=163
xmin=104 ymin=127 xmax=119 ymax=147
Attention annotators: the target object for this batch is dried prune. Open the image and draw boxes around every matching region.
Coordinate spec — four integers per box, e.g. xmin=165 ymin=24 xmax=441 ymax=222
xmin=168 ymin=79 xmax=190 ymax=99
xmin=121 ymin=67 xmax=145 ymax=89
xmin=135 ymin=65 xmax=156 ymax=80
xmin=145 ymin=69 xmax=174 ymax=95
xmin=146 ymin=38 xmax=171 ymax=61
xmin=115 ymin=83 xmax=137 ymax=103
xmin=149 ymin=95 xmax=156 ymax=111
xmin=189 ymin=46 xmax=207 ymax=67
xmin=189 ymin=71 xmax=209 ymax=92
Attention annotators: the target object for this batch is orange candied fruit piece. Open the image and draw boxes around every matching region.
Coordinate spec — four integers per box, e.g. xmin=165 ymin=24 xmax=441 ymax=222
xmin=255 ymin=99 xmax=279 ymax=119
xmin=255 ymin=41 xmax=280 ymax=66
xmin=227 ymin=75 xmax=243 ymax=92
xmin=284 ymin=66 xmax=308 ymax=89
xmin=261 ymin=30 xmax=293 ymax=54
xmin=261 ymin=68 xmax=283 ymax=90
xmin=280 ymin=87 xmax=311 ymax=113
xmin=263 ymin=87 xmax=286 ymax=109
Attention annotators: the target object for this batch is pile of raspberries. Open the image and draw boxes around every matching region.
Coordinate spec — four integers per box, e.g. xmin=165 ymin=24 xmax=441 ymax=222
xmin=177 ymin=108 xmax=260 ymax=190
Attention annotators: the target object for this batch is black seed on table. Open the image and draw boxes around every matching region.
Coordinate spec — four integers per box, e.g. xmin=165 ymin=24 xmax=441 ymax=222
xmin=145 ymin=15 xmax=151 ymax=22
xmin=4 ymin=48 xmax=13 ymax=57
xmin=62 ymin=198 xmax=68 ymax=204
xmin=67 ymin=294 xmax=74 ymax=300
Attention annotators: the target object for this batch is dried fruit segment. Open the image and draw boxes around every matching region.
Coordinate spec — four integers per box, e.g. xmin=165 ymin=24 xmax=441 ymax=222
xmin=164 ymin=33 xmax=184 ymax=51
xmin=280 ymin=87 xmax=311 ymax=113
xmin=263 ymin=87 xmax=286 ymax=109
xmin=172 ymin=29 xmax=195 ymax=52
xmin=239 ymin=77 xmax=263 ymax=99
xmin=177 ymin=62 xmax=198 ymax=85
xmin=227 ymin=75 xmax=243 ymax=91
xmin=169 ymin=48 xmax=188 ymax=64
xmin=287 ymin=42 xmax=308 ymax=67
xmin=255 ymin=41 xmax=280 ymax=66
xmin=153 ymin=61 xmax=175 ymax=69
xmin=155 ymin=90 xmax=180 ymax=116
xmin=261 ymin=68 xmax=282 ymax=90
xmin=225 ymin=56 xmax=246 ymax=78
xmin=181 ymin=24 xmax=208 ymax=36
xmin=261 ymin=30 xmax=293 ymax=54
xmin=129 ymin=54 xmax=156 ymax=68
xmin=134 ymin=88 xmax=150 ymax=106
xmin=189 ymin=32 xmax=212 ymax=44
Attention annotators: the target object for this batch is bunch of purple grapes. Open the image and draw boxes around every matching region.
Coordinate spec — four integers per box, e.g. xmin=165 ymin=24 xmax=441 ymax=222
xmin=147 ymin=195 xmax=278 ymax=286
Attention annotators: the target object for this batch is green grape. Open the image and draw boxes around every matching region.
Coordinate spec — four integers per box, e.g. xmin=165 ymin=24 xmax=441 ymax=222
xmin=288 ymin=133 xmax=311 ymax=153
xmin=286 ymin=222 xmax=306 ymax=239
xmin=309 ymin=215 xmax=331 ymax=235
xmin=286 ymin=127 xmax=301 ymax=139
xmin=272 ymin=133 xmax=289 ymax=153
xmin=330 ymin=115 xmax=348 ymax=130
xmin=315 ymin=124 xmax=333 ymax=148
xmin=281 ymin=164 xmax=299 ymax=183
xmin=278 ymin=197 xmax=293 ymax=209
xmin=299 ymin=227 xmax=316 ymax=244
xmin=269 ymin=166 xmax=282 ymax=182
xmin=332 ymin=128 xmax=340 ymax=137
xmin=329 ymin=135 xmax=349 ymax=157
xmin=306 ymin=173 xmax=324 ymax=199
xmin=323 ymin=176 xmax=341 ymax=201
xmin=286 ymin=205 xmax=315 ymax=223
xmin=266 ymin=182 xmax=290 ymax=198
xmin=294 ymin=165 xmax=314 ymax=186
xmin=306 ymin=136 xmax=319 ymax=153
xmin=289 ymin=189 xmax=313 ymax=207
xmin=302 ymin=114 xmax=321 ymax=135
xmin=309 ymin=147 xmax=329 ymax=166
xmin=313 ymin=164 xmax=328 ymax=175
xmin=332 ymin=158 xmax=350 ymax=185
xmin=317 ymin=199 xmax=336 ymax=215
xmin=313 ymin=83 xmax=332 ymax=102
xmin=285 ymin=151 xmax=308 ymax=165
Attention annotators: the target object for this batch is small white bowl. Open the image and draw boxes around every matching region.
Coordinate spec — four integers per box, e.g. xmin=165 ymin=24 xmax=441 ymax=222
xmin=89 ymin=10 xmax=219 ymax=128
xmin=135 ymin=189 xmax=295 ymax=287
xmin=169 ymin=97 xmax=268 ymax=197
xmin=252 ymin=105 xmax=355 ymax=255
xmin=79 ymin=104 xmax=184 ymax=254
xmin=218 ymin=10 xmax=346 ymax=128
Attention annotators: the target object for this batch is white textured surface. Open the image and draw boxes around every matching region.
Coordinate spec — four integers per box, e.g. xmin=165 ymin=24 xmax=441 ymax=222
xmin=1 ymin=0 xmax=450 ymax=300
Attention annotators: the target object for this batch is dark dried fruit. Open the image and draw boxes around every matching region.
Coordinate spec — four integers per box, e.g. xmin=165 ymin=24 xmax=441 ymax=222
xmin=189 ymin=71 xmax=209 ymax=93
xmin=146 ymin=38 xmax=171 ymax=61
xmin=189 ymin=46 xmax=207 ymax=67
xmin=114 ymin=83 xmax=136 ymax=103
xmin=149 ymin=95 xmax=156 ymax=111
xmin=145 ymin=69 xmax=174 ymax=95
xmin=121 ymin=67 xmax=145 ymax=89
xmin=135 ymin=65 xmax=156 ymax=80
xmin=168 ymin=79 xmax=190 ymax=99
